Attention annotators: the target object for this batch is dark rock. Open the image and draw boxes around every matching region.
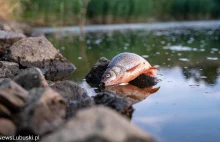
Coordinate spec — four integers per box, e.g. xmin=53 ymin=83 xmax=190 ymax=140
xmin=0 ymin=61 xmax=20 ymax=78
xmin=14 ymin=67 xmax=48 ymax=90
xmin=0 ymin=30 xmax=26 ymax=57
xmin=86 ymin=57 xmax=158 ymax=88
xmin=41 ymin=107 xmax=154 ymax=142
xmin=0 ymin=103 xmax=11 ymax=118
xmin=51 ymin=80 xmax=94 ymax=118
xmin=4 ymin=36 xmax=76 ymax=81
xmin=0 ymin=79 xmax=29 ymax=112
xmin=16 ymin=88 xmax=66 ymax=135
xmin=93 ymin=92 xmax=134 ymax=118
xmin=0 ymin=118 xmax=16 ymax=135
xmin=85 ymin=57 xmax=110 ymax=87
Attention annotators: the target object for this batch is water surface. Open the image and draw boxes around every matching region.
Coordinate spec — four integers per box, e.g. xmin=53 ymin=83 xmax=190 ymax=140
xmin=46 ymin=24 xmax=220 ymax=142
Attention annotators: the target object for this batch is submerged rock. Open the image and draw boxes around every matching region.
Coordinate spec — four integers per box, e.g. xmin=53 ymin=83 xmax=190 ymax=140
xmin=51 ymin=80 xmax=94 ymax=118
xmin=93 ymin=92 xmax=133 ymax=118
xmin=0 ymin=118 xmax=16 ymax=135
xmin=14 ymin=67 xmax=48 ymax=90
xmin=86 ymin=57 xmax=158 ymax=88
xmin=4 ymin=36 xmax=75 ymax=81
xmin=41 ymin=107 xmax=154 ymax=142
xmin=0 ymin=61 xmax=20 ymax=78
xmin=0 ymin=79 xmax=29 ymax=112
xmin=0 ymin=30 xmax=26 ymax=57
xmin=16 ymin=88 xmax=66 ymax=135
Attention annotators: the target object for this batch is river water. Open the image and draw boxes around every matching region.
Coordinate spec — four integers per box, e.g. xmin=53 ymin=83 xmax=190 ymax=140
xmin=41 ymin=21 xmax=220 ymax=142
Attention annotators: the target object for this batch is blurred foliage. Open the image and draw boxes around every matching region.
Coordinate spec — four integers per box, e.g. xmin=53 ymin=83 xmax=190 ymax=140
xmin=0 ymin=0 xmax=21 ymax=20
xmin=1 ymin=0 xmax=220 ymax=25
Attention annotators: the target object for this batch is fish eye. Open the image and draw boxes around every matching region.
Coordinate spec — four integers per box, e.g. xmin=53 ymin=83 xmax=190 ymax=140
xmin=105 ymin=73 xmax=111 ymax=78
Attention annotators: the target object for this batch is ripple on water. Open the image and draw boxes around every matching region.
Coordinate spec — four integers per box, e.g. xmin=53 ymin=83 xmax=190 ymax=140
xmin=206 ymin=57 xmax=218 ymax=60
xmin=163 ymin=45 xmax=192 ymax=51
xmin=179 ymin=58 xmax=190 ymax=62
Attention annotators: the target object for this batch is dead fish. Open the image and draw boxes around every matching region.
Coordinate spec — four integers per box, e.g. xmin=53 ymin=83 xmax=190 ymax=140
xmin=100 ymin=52 xmax=158 ymax=86
xmin=104 ymin=84 xmax=160 ymax=104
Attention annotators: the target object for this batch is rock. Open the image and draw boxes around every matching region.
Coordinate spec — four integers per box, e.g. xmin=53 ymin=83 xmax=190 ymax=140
xmin=0 ymin=79 xmax=29 ymax=112
xmin=86 ymin=57 xmax=110 ymax=87
xmin=41 ymin=107 xmax=154 ymax=142
xmin=0 ymin=118 xmax=16 ymax=135
xmin=4 ymin=36 xmax=76 ymax=81
xmin=0 ymin=103 xmax=11 ymax=118
xmin=14 ymin=68 xmax=48 ymax=90
xmin=0 ymin=30 xmax=26 ymax=57
xmin=0 ymin=21 xmax=32 ymax=35
xmin=16 ymin=88 xmax=67 ymax=135
xmin=0 ymin=61 xmax=20 ymax=78
xmin=86 ymin=57 xmax=158 ymax=88
xmin=51 ymin=80 xmax=94 ymax=118
xmin=93 ymin=92 xmax=133 ymax=118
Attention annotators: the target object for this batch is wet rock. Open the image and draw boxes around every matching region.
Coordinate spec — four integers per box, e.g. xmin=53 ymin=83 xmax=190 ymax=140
xmin=16 ymin=88 xmax=66 ymax=135
xmin=0 ymin=118 xmax=16 ymax=135
xmin=0 ymin=61 xmax=20 ymax=78
xmin=85 ymin=57 xmax=110 ymax=86
xmin=0 ymin=30 xmax=26 ymax=57
xmin=51 ymin=80 xmax=94 ymax=118
xmin=93 ymin=92 xmax=133 ymax=118
xmin=0 ymin=79 xmax=29 ymax=112
xmin=86 ymin=57 xmax=158 ymax=88
xmin=4 ymin=36 xmax=76 ymax=80
xmin=14 ymin=68 xmax=48 ymax=90
xmin=41 ymin=107 xmax=154 ymax=142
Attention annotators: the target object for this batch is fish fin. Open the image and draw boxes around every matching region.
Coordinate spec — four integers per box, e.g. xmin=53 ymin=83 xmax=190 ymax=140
xmin=149 ymin=87 xmax=160 ymax=94
xmin=144 ymin=67 xmax=159 ymax=77
xmin=126 ymin=63 xmax=141 ymax=72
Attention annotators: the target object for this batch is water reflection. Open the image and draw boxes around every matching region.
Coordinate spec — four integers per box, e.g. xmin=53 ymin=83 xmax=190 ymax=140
xmin=104 ymin=84 xmax=160 ymax=104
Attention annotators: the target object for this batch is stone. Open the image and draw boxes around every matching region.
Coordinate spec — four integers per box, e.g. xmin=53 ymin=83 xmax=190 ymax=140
xmin=16 ymin=88 xmax=67 ymax=135
xmin=0 ymin=21 xmax=32 ymax=35
xmin=0 ymin=118 xmax=16 ymax=135
xmin=4 ymin=36 xmax=76 ymax=80
xmin=93 ymin=92 xmax=133 ymax=118
xmin=85 ymin=57 xmax=110 ymax=87
xmin=14 ymin=67 xmax=48 ymax=90
xmin=86 ymin=57 xmax=158 ymax=88
xmin=0 ymin=61 xmax=20 ymax=78
xmin=41 ymin=107 xmax=154 ymax=142
xmin=51 ymin=80 xmax=94 ymax=118
xmin=0 ymin=30 xmax=26 ymax=57
xmin=0 ymin=79 xmax=29 ymax=112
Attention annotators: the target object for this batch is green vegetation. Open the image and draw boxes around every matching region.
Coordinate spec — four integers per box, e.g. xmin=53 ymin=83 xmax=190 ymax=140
xmin=3 ymin=0 xmax=220 ymax=25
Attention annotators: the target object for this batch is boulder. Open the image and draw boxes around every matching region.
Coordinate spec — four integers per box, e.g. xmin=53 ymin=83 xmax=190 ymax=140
xmin=0 ymin=61 xmax=20 ymax=78
xmin=0 ymin=79 xmax=29 ymax=112
xmin=4 ymin=36 xmax=76 ymax=80
xmin=0 ymin=30 xmax=26 ymax=57
xmin=51 ymin=80 xmax=94 ymax=118
xmin=93 ymin=92 xmax=133 ymax=118
xmin=41 ymin=107 xmax=154 ymax=142
xmin=0 ymin=118 xmax=16 ymax=135
xmin=14 ymin=68 xmax=48 ymax=90
xmin=86 ymin=57 xmax=158 ymax=88
xmin=16 ymin=88 xmax=66 ymax=135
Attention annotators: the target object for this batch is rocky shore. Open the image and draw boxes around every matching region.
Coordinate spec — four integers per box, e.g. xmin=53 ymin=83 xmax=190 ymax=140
xmin=0 ymin=29 xmax=157 ymax=142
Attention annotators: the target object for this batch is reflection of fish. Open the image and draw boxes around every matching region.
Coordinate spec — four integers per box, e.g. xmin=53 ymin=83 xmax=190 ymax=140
xmin=104 ymin=84 xmax=160 ymax=104
xmin=100 ymin=52 xmax=158 ymax=86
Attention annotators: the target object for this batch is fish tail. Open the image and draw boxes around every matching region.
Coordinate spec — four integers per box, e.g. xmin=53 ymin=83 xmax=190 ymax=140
xmin=144 ymin=67 xmax=159 ymax=77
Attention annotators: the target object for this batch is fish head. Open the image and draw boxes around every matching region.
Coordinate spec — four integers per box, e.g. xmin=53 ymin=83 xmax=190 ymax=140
xmin=100 ymin=66 xmax=123 ymax=87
